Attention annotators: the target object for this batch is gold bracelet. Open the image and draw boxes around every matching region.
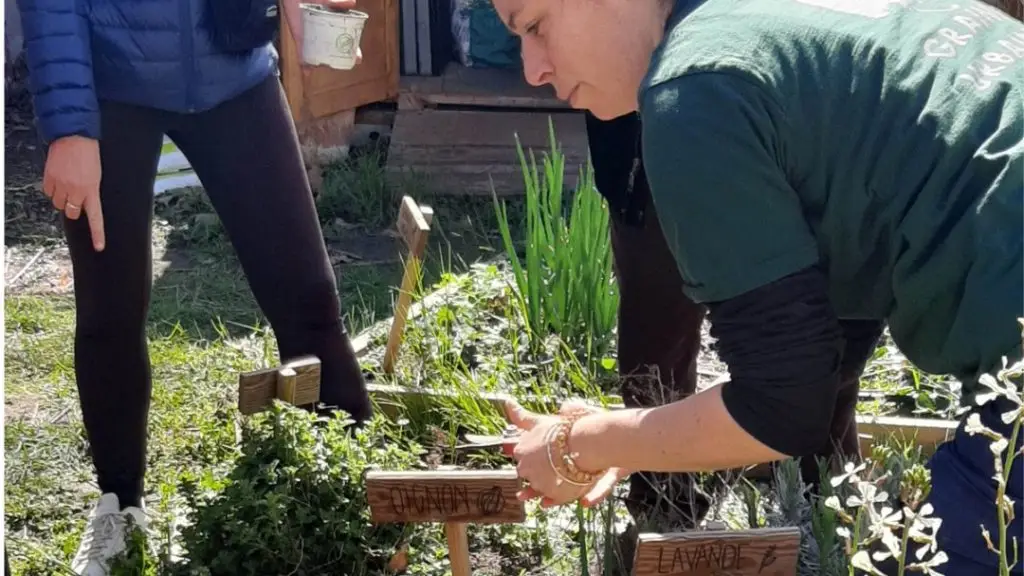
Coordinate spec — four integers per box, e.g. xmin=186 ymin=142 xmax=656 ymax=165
xmin=545 ymin=424 xmax=587 ymax=486
xmin=545 ymin=413 xmax=604 ymax=487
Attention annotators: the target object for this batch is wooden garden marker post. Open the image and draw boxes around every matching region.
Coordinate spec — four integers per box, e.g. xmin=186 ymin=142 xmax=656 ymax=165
xmin=632 ymin=526 xmax=801 ymax=576
xmin=382 ymin=195 xmax=434 ymax=374
xmin=365 ymin=469 xmax=525 ymax=576
xmin=237 ymin=355 xmax=322 ymax=415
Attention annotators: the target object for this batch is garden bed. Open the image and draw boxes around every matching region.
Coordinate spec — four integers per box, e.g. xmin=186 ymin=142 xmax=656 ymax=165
xmin=184 ymin=261 xmax=1004 ymax=576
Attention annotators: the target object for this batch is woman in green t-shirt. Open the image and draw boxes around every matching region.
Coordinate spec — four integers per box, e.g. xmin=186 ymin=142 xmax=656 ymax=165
xmin=491 ymin=0 xmax=1024 ymax=574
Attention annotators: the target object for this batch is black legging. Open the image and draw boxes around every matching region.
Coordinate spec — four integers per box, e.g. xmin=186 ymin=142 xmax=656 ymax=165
xmin=62 ymin=74 xmax=372 ymax=509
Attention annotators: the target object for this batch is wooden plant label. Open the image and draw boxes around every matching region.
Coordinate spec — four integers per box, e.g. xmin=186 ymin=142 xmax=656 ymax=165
xmin=396 ymin=194 xmax=432 ymax=257
xmin=632 ymin=527 xmax=800 ymax=576
xmin=237 ymin=355 xmax=322 ymax=415
xmin=276 ymin=356 xmax=321 ymax=407
xmin=382 ymin=195 xmax=434 ymax=374
xmin=365 ymin=469 xmax=525 ymax=524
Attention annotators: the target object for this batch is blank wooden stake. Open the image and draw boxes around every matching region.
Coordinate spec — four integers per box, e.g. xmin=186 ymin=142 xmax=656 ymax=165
xmin=276 ymin=356 xmax=321 ymax=406
xmin=237 ymin=355 xmax=322 ymax=415
xmin=365 ymin=469 xmax=526 ymax=576
xmin=445 ymin=522 xmax=471 ymax=576
xmin=382 ymin=195 xmax=434 ymax=375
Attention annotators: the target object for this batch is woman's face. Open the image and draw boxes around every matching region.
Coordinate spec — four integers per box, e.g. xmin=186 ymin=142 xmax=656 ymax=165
xmin=491 ymin=0 xmax=666 ymax=120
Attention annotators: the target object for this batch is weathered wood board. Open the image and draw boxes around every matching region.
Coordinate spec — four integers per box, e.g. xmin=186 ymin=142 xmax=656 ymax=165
xmin=382 ymin=197 xmax=434 ymax=374
xmin=385 ymin=109 xmax=589 ymax=196
xmin=365 ymin=469 xmax=525 ymax=524
xmin=633 ymin=527 xmax=801 ymax=576
xmin=399 ymin=62 xmax=567 ymax=110
xmin=276 ymin=356 xmax=321 ymax=406
xmin=396 ymin=195 xmax=432 ymax=256
xmin=237 ymin=366 xmax=278 ymax=415
xmin=855 ymin=413 xmax=957 ymax=453
xmin=238 ymin=356 xmax=321 ymax=415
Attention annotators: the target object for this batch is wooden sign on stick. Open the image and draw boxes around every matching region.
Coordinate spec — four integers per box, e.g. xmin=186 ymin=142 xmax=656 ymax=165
xmin=237 ymin=355 xmax=321 ymax=415
xmin=366 ymin=469 xmax=525 ymax=576
xmin=382 ymin=195 xmax=434 ymax=374
xmin=632 ymin=527 xmax=801 ymax=576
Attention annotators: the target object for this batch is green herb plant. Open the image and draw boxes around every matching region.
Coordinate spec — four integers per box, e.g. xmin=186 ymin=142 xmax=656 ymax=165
xmin=173 ymin=403 xmax=428 ymax=576
xmin=492 ymin=118 xmax=619 ymax=362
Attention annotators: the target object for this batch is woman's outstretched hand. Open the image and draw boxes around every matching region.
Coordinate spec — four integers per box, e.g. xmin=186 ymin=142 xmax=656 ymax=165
xmin=503 ymin=399 xmax=631 ymax=509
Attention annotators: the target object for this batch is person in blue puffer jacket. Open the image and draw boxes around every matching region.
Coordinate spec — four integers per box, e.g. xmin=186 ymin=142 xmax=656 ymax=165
xmin=16 ymin=0 xmax=370 ymax=573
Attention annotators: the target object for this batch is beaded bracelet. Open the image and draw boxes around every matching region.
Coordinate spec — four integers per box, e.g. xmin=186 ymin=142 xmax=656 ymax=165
xmin=545 ymin=411 xmax=603 ymax=487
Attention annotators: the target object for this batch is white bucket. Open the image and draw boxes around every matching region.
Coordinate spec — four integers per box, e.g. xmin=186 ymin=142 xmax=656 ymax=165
xmin=300 ymin=4 xmax=369 ymax=70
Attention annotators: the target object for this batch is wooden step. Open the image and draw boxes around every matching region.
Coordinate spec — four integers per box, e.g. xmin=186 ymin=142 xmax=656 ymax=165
xmin=399 ymin=62 xmax=568 ymax=110
xmin=385 ymin=108 xmax=589 ymax=196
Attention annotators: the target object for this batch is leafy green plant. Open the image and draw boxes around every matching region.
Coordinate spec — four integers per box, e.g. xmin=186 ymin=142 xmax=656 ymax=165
xmin=492 ymin=118 xmax=619 ymax=360
xmin=108 ymin=518 xmax=159 ymax=576
xmin=174 ymin=404 xmax=428 ymax=576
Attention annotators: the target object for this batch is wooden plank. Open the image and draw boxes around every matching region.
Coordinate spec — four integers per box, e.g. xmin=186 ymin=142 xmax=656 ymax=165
xmin=238 ymin=367 xmax=278 ymax=416
xmin=389 ymin=109 xmax=585 ymax=147
xmin=388 ymin=144 xmax=590 ymax=169
xmin=277 ymin=356 xmax=321 ymax=407
xmin=396 ymin=196 xmax=432 ymax=254
xmin=385 ymin=109 xmax=589 ymax=196
xmin=445 ymin=522 xmax=471 ymax=576
xmin=238 ymin=357 xmax=321 ymax=414
xmin=633 ymin=527 xmax=801 ymax=576
xmin=399 ymin=62 xmax=568 ymax=109
xmin=857 ymin=414 xmax=957 ymax=455
xmin=383 ymin=198 xmax=434 ymax=374
xmin=365 ymin=469 xmax=526 ymax=524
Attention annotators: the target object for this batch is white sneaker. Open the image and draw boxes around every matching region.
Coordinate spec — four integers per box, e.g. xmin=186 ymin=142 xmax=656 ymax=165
xmin=71 ymin=493 xmax=149 ymax=576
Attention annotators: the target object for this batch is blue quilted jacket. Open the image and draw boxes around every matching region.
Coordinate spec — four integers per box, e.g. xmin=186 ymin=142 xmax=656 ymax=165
xmin=17 ymin=0 xmax=277 ymax=143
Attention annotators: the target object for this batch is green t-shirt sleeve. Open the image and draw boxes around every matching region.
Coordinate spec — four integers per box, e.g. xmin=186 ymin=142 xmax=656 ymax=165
xmin=640 ymin=72 xmax=820 ymax=304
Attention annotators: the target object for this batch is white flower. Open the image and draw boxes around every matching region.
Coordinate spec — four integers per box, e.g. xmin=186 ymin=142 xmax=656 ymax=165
xmin=990 ymin=437 xmax=1009 ymax=457
xmin=831 ymin=461 xmax=867 ymax=487
xmin=1002 ymin=405 xmax=1023 ymax=425
xmin=851 ymin=550 xmax=887 ymax=576
xmin=908 ymin=549 xmax=949 ymax=575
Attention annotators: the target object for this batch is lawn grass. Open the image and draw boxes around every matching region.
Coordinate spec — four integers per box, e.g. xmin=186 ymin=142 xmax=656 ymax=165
xmin=5 ymin=292 xmax=271 ymax=573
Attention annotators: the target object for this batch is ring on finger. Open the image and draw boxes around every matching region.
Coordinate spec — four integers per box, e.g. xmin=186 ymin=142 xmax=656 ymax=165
xmin=66 ymin=202 xmax=80 ymax=211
